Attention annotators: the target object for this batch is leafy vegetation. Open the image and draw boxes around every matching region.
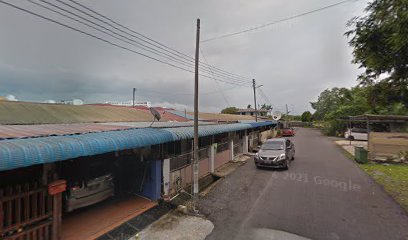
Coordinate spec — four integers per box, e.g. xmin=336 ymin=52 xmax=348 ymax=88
xmin=301 ymin=111 xmax=312 ymax=122
xmin=346 ymin=0 xmax=408 ymax=108
xmin=260 ymin=104 xmax=272 ymax=111
xmin=311 ymin=0 xmax=408 ymax=136
xmin=220 ymin=107 xmax=239 ymax=114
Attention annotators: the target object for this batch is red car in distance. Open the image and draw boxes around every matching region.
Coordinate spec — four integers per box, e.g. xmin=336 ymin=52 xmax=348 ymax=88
xmin=282 ymin=128 xmax=295 ymax=137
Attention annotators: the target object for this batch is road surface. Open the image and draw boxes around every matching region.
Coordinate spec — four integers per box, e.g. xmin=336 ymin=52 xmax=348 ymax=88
xmin=200 ymin=128 xmax=408 ymax=240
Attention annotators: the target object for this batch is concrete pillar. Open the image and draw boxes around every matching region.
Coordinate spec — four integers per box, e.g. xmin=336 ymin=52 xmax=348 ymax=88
xmin=162 ymin=158 xmax=170 ymax=197
xmin=230 ymin=139 xmax=234 ymax=161
xmin=209 ymin=144 xmax=215 ymax=173
xmin=243 ymin=135 xmax=249 ymax=154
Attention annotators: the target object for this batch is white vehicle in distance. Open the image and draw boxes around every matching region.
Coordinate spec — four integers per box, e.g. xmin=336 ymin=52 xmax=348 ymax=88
xmin=344 ymin=128 xmax=368 ymax=141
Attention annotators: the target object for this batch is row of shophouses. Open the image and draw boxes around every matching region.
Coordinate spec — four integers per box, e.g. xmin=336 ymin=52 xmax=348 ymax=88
xmin=0 ymin=101 xmax=276 ymax=240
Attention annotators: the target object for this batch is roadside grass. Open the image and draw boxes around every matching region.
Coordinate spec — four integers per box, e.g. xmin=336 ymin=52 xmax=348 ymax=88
xmin=360 ymin=163 xmax=408 ymax=213
xmin=331 ymin=138 xmax=408 ymax=213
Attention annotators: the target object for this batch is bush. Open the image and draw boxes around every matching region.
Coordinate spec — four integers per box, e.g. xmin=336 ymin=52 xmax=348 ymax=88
xmin=322 ymin=120 xmax=346 ymax=137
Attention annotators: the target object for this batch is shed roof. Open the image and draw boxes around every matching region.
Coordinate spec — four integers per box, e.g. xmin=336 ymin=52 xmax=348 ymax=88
xmin=339 ymin=114 xmax=408 ymax=122
xmin=0 ymin=121 xmax=275 ymax=172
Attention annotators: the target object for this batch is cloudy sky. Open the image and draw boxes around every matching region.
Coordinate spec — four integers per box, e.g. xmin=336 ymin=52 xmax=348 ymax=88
xmin=0 ymin=0 xmax=369 ymax=114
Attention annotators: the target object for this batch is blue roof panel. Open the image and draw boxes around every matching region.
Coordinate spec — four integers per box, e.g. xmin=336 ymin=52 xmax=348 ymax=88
xmin=0 ymin=128 xmax=175 ymax=171
xmin=0 ymin=121 xmax=276 ymax=171
xmin=245 ymin=120 xmax=277 ymax=128
xmin=164 ymin=123 xmax=251 ymax=140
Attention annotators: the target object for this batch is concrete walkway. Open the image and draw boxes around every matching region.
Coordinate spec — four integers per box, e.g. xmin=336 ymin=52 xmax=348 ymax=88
xmin=134 ymin=211 xmax=213 ymax=240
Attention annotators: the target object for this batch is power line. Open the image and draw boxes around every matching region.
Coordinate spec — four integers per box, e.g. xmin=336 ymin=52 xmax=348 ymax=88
xmin=55 ymin=0 xmax=251 ymax=84
xmin=0 ymin=0 xmax=251 ymax=87
xmin=257 ymin=88 xmax=272 ymax=106
xmin=200 ymin=48 xmax=231 ymax=107
xmin=31 ymin=0 xmax=250 ymax=85
xmin=137 ymin=86 xmax=243 ymax=97
xmin=51 ymin=0 xmax=250 ymax=83
xmin=66 ymin=0 xmax=252 ymax=81
xmin=202 ymin=0 xmax=359 ymax=42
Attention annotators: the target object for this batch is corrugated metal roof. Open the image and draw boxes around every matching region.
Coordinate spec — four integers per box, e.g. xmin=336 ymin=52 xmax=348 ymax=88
xmin=165 ymin=123 xmax=251 ymax=139
xmin=0 ymin=124 xmax=133 ymax=139
xmin=0 ymin=121 xmax=220 ymax=140
xmin=159 ymin=110 xmax=190 ymax=122
xmin=167 ymin=110 xmax=195 ymax=120
xmin=118 ymin=107 xmax=190 ymax=122
xmin=0 ymin=101 xmax=156 ymax=124
xmin=0 ymin=121 xmax=276 ymax=172
xmin=99 ymin=121 xmax=216 ymax=128
xmin=245 ymin=121 xmax=277 ymax=128
xmin=0 ymin=128 xmax=175 ymax=171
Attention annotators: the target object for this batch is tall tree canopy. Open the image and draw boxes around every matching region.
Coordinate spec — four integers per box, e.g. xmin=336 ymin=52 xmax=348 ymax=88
xmin=346 ymin=0 xmax=408 ymax=107
xmin=301 ymin=111 xmax=312 ymax=122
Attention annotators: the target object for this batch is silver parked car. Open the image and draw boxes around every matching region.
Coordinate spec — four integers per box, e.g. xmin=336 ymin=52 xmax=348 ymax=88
xmin=254 ymin=138 xmax=295 ymax=169
xmin=64 ymin=173 xmax=114 ymax=212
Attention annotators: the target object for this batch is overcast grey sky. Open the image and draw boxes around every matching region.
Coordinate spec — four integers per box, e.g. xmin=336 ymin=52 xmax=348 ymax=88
xmin=0 ymin=0 xmax=369 ymax=114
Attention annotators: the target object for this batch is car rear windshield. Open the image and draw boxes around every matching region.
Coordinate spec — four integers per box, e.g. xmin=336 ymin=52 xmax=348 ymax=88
xmin=262 ymin=141 xmax=284 ymax=150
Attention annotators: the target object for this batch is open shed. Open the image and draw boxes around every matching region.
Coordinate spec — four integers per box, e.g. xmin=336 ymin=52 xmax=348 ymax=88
xmin=338 ymin=114 xmax=408 ymax=161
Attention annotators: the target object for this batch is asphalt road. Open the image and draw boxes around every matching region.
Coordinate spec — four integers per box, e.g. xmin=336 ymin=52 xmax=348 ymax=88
xmin=200 ymin=128 xmax=408 ymax=240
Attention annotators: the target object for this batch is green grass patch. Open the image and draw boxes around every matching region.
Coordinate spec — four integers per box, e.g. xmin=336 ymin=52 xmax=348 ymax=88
xmin=360 ymin=163 xmax=408 ymax=212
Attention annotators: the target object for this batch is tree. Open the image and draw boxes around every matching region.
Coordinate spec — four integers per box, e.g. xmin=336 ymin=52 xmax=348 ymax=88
xmin=247 ymin=104 xmax=251 ymax=109
xmin=260 ymin=104 xmax=272 ymax=111
xmin=260 ymin=104 xmax=272 ymax=116
xmin=311 ymin=87 xmax=372 ymax=136
xmin=301 ymin=111 xmax=312 ymax=122
xmin=310 ymin=87 xmax=352 ymax=120
xmin=221 ymin=107 xmax=239 ymax=114
xmin=346 ymin=0 xmax=408 ymax=107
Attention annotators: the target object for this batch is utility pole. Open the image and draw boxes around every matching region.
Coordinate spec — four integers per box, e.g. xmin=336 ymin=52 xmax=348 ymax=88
xmin=132 ymin=88 xmax=136 ymax=108
xmin=285 ymin=104 xmax=289 ymax=128
xmin=192 ymin=18 xmax=200 ymax=213
xmin=252 ymin=79 xmax=258 ymax=122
